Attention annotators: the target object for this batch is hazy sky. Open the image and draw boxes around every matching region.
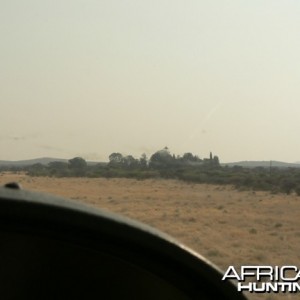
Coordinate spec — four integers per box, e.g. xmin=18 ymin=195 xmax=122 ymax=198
xmin=1 ymin=1 xmax=300 ymax=162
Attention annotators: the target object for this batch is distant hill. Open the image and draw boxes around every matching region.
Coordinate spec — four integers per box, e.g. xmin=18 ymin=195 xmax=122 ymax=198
xmin=0 ymin=157 xmax=67 ymax=167
xmin=2 ymin=158 xmax=299 ymax=169
xmin=222 ymin=161 xmax=300 ymax=168
xmin=0 ymin=157 xmax=101 ymax=167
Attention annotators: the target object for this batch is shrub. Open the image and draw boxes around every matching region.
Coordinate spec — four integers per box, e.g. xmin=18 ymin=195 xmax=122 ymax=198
xmin=295 ymin=185 xmax=300 ymax=196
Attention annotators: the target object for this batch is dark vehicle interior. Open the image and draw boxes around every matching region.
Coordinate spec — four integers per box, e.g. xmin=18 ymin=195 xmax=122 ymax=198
xmin=0 ymin=183 xmax=246 ymax=300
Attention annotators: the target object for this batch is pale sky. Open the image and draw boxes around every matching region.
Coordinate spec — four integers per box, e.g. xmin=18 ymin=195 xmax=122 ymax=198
xmin=1 ymin=1 xmax=300 ymax=163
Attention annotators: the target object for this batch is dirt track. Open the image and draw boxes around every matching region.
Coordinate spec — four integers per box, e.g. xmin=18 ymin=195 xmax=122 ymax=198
xmin=1 ymin=172 xmax=300 ymax=300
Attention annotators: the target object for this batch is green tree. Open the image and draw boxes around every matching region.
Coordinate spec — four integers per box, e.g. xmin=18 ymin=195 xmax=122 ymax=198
xmin=149 ymin=147 xmax=174 ymax=169
xmin=123 ymin=155 xmax=139 ymax=169
xmin=68 ymin=157 xmax=87 ymax=176
xmin=108 ymin=153 xmax=123 ymax=167
xmin=27 ymin=163 xmax=48 ymax=176
xmin=48 ymin=161 xmax=68 ymax=170
xmin=139 ymin=153 xmax=148 ymax=168
xmin=181 ymin=152 xmax=201 ymax=163
xmin=213 ymin=155 xmax=220 ymax=167
xmin=48 ymin=161 xmax=69 ymax=177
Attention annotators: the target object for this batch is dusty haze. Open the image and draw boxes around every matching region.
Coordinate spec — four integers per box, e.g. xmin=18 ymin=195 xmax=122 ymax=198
xmin=1 ymin=1 xmax=300 ymax=163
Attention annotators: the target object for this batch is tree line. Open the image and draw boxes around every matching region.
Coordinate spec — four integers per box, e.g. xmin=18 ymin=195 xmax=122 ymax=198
xmin=2 ymin=147 xmax=300 ymax=195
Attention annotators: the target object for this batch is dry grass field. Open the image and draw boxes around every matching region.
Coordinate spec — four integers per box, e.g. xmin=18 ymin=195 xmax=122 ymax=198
xmin=1 ymin=172 xmax=300 ymax=300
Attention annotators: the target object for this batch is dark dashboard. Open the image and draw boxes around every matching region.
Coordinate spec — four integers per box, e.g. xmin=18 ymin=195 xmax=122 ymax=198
xmin=0 ymin=183 xmax=247 ymax=300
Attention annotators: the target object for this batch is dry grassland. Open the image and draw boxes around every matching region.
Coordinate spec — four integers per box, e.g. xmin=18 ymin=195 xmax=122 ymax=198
xmin=1 ymin=172 xmax=300 ymax=300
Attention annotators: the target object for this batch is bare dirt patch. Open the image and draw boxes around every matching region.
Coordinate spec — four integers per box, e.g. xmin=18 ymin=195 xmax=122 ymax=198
xmin=1 ymin=172 xmax=300 ymax=300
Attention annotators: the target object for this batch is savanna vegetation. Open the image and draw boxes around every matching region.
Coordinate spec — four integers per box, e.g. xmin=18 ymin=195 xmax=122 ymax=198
xmin=2 ymin=147 xmax=300 ymax=196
